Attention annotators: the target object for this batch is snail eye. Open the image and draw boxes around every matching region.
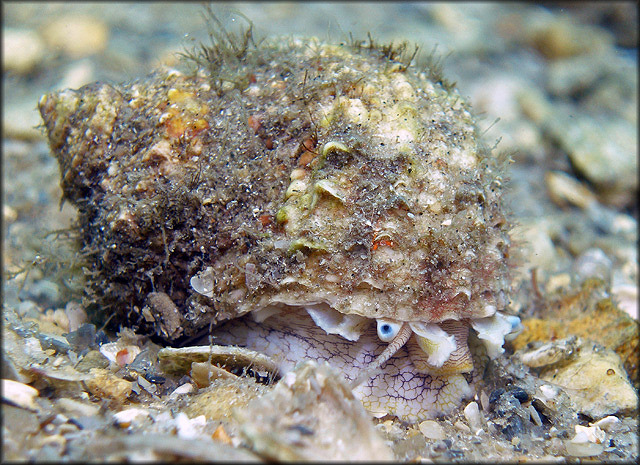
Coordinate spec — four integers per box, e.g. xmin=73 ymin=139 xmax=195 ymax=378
xmin=376 ymin=319 xmax=401 ymax=342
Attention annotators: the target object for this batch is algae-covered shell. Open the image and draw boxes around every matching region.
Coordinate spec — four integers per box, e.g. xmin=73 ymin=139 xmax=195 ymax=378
xmin=39 ymin=25 xmax=516 ymax=385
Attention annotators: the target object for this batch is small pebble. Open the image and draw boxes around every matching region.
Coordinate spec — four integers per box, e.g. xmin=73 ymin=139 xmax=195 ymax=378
xmin=418 ymin=420 xmax=446 ymax=440
xmin=113 ymin=408 xmax=152 ymax=428
xmin=85 ymin=368 xmax=132 ymax=400
xmin=545 ymin=170 xmax=596 ymax=209
xmin=51 ymin=413 xmax=70 ymax=426
xmin=212 ymin=425 xmax=233 ymax=444
xmin=546 ymin=437 xmax=565 ymax=455
xmin=175 ymin=412 xmax=206 ymax=440
xmin=57 ymin=422 xmax=79 ymax=435
xmin=56 ymin=397 xmax=100 ymax=417
xmin=130 ymin=380 xmax=141 ymax=396
xmin=502 ymin=415 xmax=524 ymax=441
xmin=2 ymin=28 xmax=45 ymax=74
xmin=573 ymin=424 xmax=606 ymax=444
xmin=519 ymin=338 xmax=576 ymax=368
xmin=573 ymin=248 xmax=613 ymax=285
xmin=528 ymin=404 xmax=543 ymax=427
xmin=52 ymin=309 xmax=70 ymax=332
xmin=41 ymin=15 xmax=110 ymax=58
xmin=479 ymin=390 xmax=490 ymax=412
xmin=545 ymin=273 xmax=571 ymax=294
xmin=377 ymin=419 xmax=395 ymax=434
xmin=16 ymin=300 xmax=41 ymax=318
xmin=453 ymin=420 xmax=471 ymax=433
xmin=64 ymin=302 xmax=88 ymax=333
xmin=610 ymin=213 xmax=637 ymax=237
xmin=169 ymin=383 xmax=195 ymax=399
xmin=99 ymin=342 xmax=141 ymax=366
xmin=74 ymin=349 xmax=110 ymax=373
xmin=551 ymin=114 xmax=637 ymax=203
xmin=3 ymin=204 xmax=18 ymax=224
xmin=145 ymin=374 xmax=166 ymax=384
xmin=137 ymin=375 xmax=157 ymax=395
xmin=611 ymin=281 xmax=638 ymax=320
xmin=538 ymin=384 xmax=558 ymax=401
xmin=37 ymin=333 xmax=71 ymax=353
xmin=1 ymin=379 xmax=39 ymax=410
xmin=564 ymin=440 xmax=605 ymax=457
xmin=37 ymin=433 xmax=67 ymax=453
xmin=511 ymin=222 xmax=557 ymax=271
xmin=463 ymin=401 xmax=483 ymax=433
xmin=21 ymin=279 xmax=59 ymax=305
xmin=190 ymin=361 xmax=237 ymax=388
xmin=65 ymin=323 xmax=97 ymax=352
xmin=589 ymin=416 xmax=621 ymax=432
xmin=529 ymin=17 xmax=612 ymax=60
xmin=489 ymin=388 xmax=505 ymax=406
xmin=508 ymin=386 xmax=530 ymax=403
xmin=55 ymin=59 xmax=96 ymax=91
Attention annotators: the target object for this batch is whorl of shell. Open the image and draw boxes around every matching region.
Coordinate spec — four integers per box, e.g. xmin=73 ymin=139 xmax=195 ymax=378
xmin=39 ymin=32 xmax=513 ymax=349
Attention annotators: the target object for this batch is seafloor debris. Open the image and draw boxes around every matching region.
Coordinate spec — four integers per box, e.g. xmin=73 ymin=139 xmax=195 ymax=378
xmin=534 ymin=340 xmax=637 ymax=419
xmin=38 ymin=13 xmax=520 ymax=420
xmin=512 ymin=278 xmax=639 ymax=390
xmin=235 ymin=361 xmax=394 ymax=461
xmin=157 ymin=344 xmax=279 ymax=381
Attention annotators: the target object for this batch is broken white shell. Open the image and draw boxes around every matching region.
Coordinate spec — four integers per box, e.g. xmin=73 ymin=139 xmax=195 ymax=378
xmin=1 ymin=379 xmax=39 ymax=411
xmin=470 ymin=312 xmax=522 ymax=359
xmin=190 ymin=266 xmax=214 ymax=298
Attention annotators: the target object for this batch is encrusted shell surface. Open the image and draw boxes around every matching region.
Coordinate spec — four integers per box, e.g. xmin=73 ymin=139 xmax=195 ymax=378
xmin=39 ymin=35 xmax=511 ymax=335
xmin=39 ymin=28 xmax=516 ymax=418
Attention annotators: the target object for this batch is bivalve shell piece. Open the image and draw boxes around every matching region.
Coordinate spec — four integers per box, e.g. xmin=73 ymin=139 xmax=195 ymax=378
xmin=1 ymin=379 xmax=39 ymax=411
